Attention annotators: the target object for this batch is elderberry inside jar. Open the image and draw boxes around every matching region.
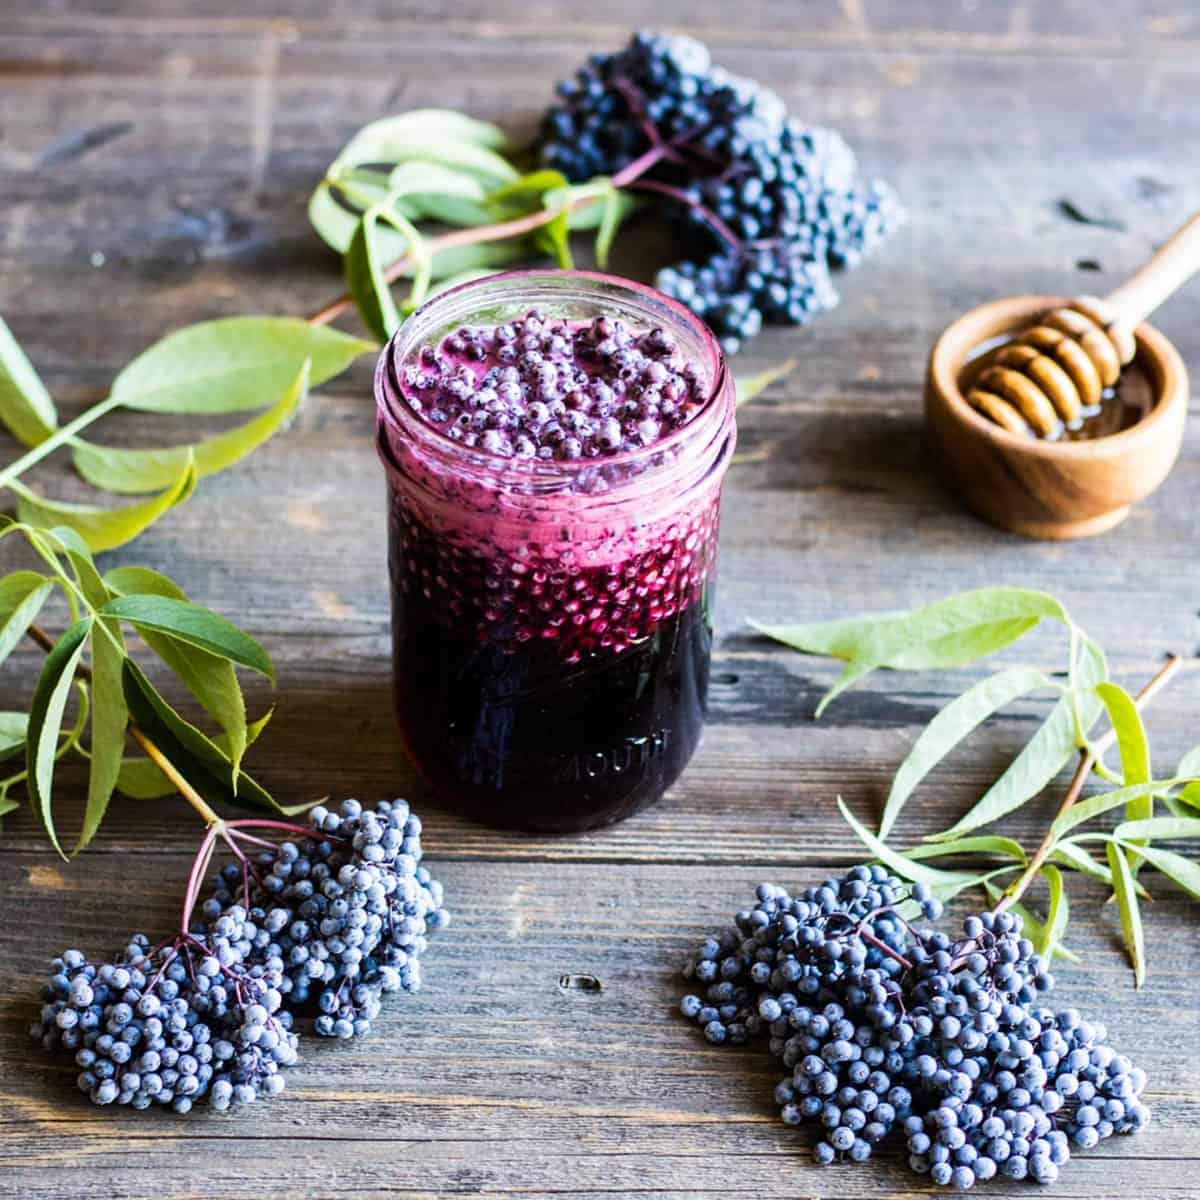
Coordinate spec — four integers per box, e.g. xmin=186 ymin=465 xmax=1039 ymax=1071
xmin=375 ymin=270 xmax=737 ymax=832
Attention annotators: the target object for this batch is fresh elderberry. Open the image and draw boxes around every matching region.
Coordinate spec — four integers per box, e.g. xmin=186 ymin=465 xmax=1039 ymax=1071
xmin=32 ymin=799 xmax=449 ymax=1113
xmin=679 ymin=867 xmax=1150 ymax=1186
xmin=540 ymin=32 xmax=901 ymax=354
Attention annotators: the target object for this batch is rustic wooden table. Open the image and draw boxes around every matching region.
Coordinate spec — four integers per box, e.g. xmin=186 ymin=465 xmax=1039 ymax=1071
xmin=3 ymin=4 xmax=1200 ymax=1198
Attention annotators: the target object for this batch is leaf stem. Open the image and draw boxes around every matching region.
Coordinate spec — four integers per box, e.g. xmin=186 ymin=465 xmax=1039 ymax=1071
xmin=996 ymin=654 xmax=1184 ymax=911
xmin=0 ymin=393 xmax=123 ymax=490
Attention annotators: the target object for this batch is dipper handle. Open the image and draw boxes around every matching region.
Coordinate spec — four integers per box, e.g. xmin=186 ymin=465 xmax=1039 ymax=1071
xmin=1105 ymin=207 xmax=1200 ymax=327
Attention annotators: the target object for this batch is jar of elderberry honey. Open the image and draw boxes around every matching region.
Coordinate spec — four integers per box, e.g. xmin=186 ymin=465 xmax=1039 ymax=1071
xmin=374 ymin=270 xmax=737 ymax=832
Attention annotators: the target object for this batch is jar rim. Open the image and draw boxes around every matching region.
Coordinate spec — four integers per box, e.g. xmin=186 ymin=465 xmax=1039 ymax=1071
xmin=374 ymin=268 xmax=733 ymax=486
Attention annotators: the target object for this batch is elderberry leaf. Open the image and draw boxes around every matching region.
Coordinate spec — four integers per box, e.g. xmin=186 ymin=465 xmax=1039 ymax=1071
xmin=26 ymin=617 xmax=92 ymax=858
xmin=346 ymin=210 xmax=404 ymax=343
xmin=0 ymin=316 xmax=57 ymax=447
xmin=882 ymin=667 xmax=1057 ymax=839
xmin=330 ymin=111 xmax=514 ymax=187
xmin=837 ymin=797 xmax=979 ymax=892
xmin=734 ymin=357 xmax=799 ymax=408
xmin=901 ymin=835 xmax=1028 ymax=863
xmin=99 ymin=594 xmax=274 ymax=682
xmin=1050 ymin=840 xmax=1115 ymax=886
xmin=755 ymin=588 xmax=1065 ymax=716
xmin=488 ymin=171 xmax=574 ymax=269
xmin=1095 ymin=681 xmax=1152 ymax=861
xmin=595 ymin=184 xmax=634 ymax=268
xmin=1175 ymin=743 xmax=1200 ymax=809
xmin=110 ymin=318 xmax=373 ymax=415
xmin=401 ymin=269 xmax=502 ymax=315
xmin=0 ymin=570 xmax=55 ymax=668
xmin=77 ymin=614 xmax=127 ymax=854
xmin=1040 ymin=864 xmax=1069 ymax=963
xmin=12 ymin=459 xmax=197 ymax=553
xmin=1114 ymin=816 xmax=1200 ymax=841
xmin=0 ymin=712 xmax=29 ymax=762
xmin=37 ymin=526 xmax=109 ymax=609
xmin=1123 ymin=842 xmax=1200 ymax=901
xmin=1106 ymin=840 xmax=1146 ymax=986
xmin=1051 ymin=779 xmax=1183 ymax=840
xmin=309 ymin=180 xmax=366 ymax=256
xmin=72 ymin=360 xmax=310 ymax=495
xmin=931 ymin=640 xmax=1106 ymax=842
xmin=115 ymin=709 xmax=271 ymax=800
xmin=103 ymin=566 xmax=252 ymax=780
xmin=120 ymin=659 xmax=279 ymax=813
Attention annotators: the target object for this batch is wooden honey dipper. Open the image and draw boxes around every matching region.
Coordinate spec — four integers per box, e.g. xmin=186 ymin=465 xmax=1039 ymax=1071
xmin=966 ymin=209 xmax=1200 ymax=438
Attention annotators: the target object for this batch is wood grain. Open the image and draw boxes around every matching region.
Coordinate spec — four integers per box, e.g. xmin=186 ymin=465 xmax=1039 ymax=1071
xmin=2 ymin=3 xmax=1200 ymax=1197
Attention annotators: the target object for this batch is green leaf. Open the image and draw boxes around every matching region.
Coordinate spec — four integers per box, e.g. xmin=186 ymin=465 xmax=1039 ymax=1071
xmin=12 ymin=460 xmax=197 ymax=553
xmin=1051 ymin=840 xmax=1115 ymax=886
xmin=345 ymin=210 xmax=406 ymax=343
xmin=1095 ymin=681 xmax=1152 ymax=866
xmin=332 ymin=111 xmax=514 ymax=181
xmin=121 ymin=660 xmax=279 ymax=814
xmin=1051 ymin=779 xmax=1183 ymax=839
xmin=595 ymin=186 xmax=636 ymax=268
xmin=837 ymin=797 xmax=979 ymax=892
xmin=103 ymin=565 xmax=252 ymax=774
xmin=0 ymin=570 xmax=55 ymax=668
xmin=99 ymin=594 xmax=274 ymax=682
xmin=1095 ymin=681 xmax=1151 ymax=786
xmin=25 ymin=617 xmax=92 ymax=857
xmin=488 ymin=172 xmax=574 ymax=269
xmin=78 ymin=616 xmax=127 ymax=853
xmin=386 ymin=160 xmax=493 ymax=227
xmin=1106 ymin=840 xmax=1146 ymax=987
xmin=881 ymin=667 xmax=1054 ymax=839
xmin=931 ymin=697 xmax=1081 ymax=841
xmin=902 ymin=835 xmax=1028 ymax=863
xmin=39 ymin=526 xmax=110 ymax=609
xmin=1124 ymin=842 xmax=1200 ymax=901
xmin=1114 ymin=816 xmax=1200 ymax=841
xmin=931 ymin=642 xmax=1106 ymax=841
xmin=424 ymin=239 xmax=529 ymax=281
xmin=71 ymin=360 xmax=310 ymax=495
xmin=115 ymin=709 xmax=270 ymax=800
xmin=754 ymin=589 xmax=1065 ymax=716
xmin=308 ymin=180 xmax=365 ymax=255
xmin=0 ymin=712 xmax=29 ymax=762
xmin=0 ymin=316 xmax=57 ymax=447
xmin=1176 ymin=743 xmax=1200 ymax=809
xmin=401 ymin=269 xmax=502 ymax=315
xmin=735 ymin=358 xmax=800 ymax=408
xmin=1040 ymin=864 xmax=1069 ymax=963
xmin=110 ymin=318 xmax=373 ymax=415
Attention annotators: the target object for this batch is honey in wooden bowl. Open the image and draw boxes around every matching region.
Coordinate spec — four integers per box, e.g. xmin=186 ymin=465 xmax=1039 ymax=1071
xmin=925 ymin=295 xmax=1188 ymax=540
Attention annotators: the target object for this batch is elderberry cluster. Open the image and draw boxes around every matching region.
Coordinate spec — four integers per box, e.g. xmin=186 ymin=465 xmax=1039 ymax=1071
xmin=680 ymin=867 xmax=1151 ymax=1186
xmin=539 ymin=32 xmax=901 ymax=353
xmin=32 ymin=798 xmax=449 ymax=1113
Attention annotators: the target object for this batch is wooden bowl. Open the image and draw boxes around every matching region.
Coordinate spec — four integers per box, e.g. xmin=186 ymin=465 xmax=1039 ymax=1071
xmin=925 ymin=295 xmax=1189 ymax=539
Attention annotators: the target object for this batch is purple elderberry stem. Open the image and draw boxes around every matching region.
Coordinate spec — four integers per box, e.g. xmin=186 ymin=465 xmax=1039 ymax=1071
xmin=179 ymin=824 xmax=221 ymax=934
xmin=224 ymin=817 xmax=336 ymax=840
xmin=860 ymin=928 xmax=913 ymax=973
xmin=609 ymin=76 xmax=681 ymax=160
xmin=623 ymin=178 xmax=742 ymax=250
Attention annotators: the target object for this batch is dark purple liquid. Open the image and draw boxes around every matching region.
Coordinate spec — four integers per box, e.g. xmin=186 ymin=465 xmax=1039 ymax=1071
xmin=387 ymin=513 xmax=715 ymax=832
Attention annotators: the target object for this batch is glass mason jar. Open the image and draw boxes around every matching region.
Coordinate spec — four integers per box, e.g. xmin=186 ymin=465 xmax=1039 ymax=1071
xmin=374 ymin=269 xmax=736 ymax=832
